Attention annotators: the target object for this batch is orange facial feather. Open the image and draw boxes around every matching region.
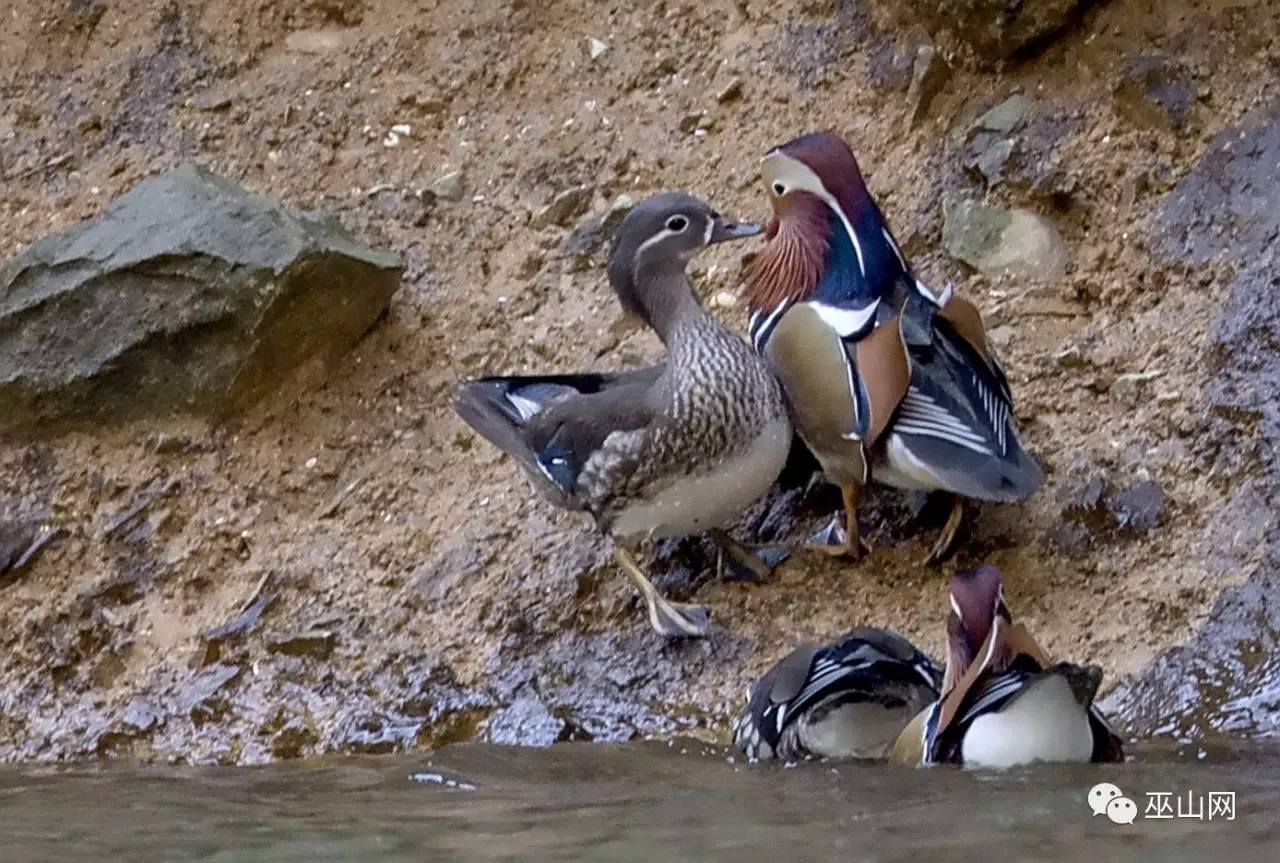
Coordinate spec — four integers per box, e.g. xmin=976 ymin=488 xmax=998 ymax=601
xmin=741 ymin=193 xmax=830 ymax=312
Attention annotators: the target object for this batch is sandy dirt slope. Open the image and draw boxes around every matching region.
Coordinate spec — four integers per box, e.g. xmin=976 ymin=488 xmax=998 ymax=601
xmin=1 ymin=0 xmax=1277 ymax=762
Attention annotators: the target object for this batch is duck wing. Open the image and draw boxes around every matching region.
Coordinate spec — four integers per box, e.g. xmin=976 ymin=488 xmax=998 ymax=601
xmin=454 ymin=365 xmax=665 ymax=508
xmin=885 ymin=290 xmax=1042 ymax=502
xmin=734 ymin=627 xmax=939 ymax=760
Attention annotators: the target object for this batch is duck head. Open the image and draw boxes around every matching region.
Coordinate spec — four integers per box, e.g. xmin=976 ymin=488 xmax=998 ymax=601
xmin=607 ymin=192 xmax=761 ymax=340
xmin=942 ymin=564 xmax=1010 ymax=691
xmin=743 ymin=131 xmax=909 ymax=313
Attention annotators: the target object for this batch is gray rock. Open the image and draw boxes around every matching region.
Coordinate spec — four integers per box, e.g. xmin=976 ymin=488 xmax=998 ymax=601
xmin=1114 ymin=55 xmax=1196 ymax=133
xmin=561 ymin=194 xmax=636 ymax=258
xmin=0 ymin=165 xmax=401 ymax=433
xmin=987 ymin=324 xmax=1015 ymax=348
xmin=428 ymin=169 xmax=466 ymax=202
xmin=267 ymin=628 xmax=337 ymax=659
xmin=906 ymin=44 xmax=950 ymax=127
xmin=486 ymin=691 xmax=564 ymax=746
xmin=1108 ymin=480 xmax=1167 ymax=531
xmin=532 ymin=185 xmax=594 ymax=229
xmin=185 ymin=664 xmax=242 ymax=724
xmin=897 ymin=0 xmax=1083 ymax=62
xmin=966 ymin=134 xmax=1018 ymax=186
xmin=585 ymin=37 xmax=609 ymax=61
xmin=973 ymin=94 xmax=1030 ymax=134
xmin=942 ymin=198 xmax=1067 ymax=282
xmin=119 ymin=699 xmax=163 ymax=735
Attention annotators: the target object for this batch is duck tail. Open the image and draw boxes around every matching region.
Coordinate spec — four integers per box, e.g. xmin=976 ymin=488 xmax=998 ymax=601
xmin=1048 ymin=662 xmax=1103 ymax=707
xmin=453 ymin=377 xmax=543 ymax=465
xmin=997 ymin=435 xmax=1045 ymax=501
xmin=454 ymin=373 xmax=626 ymax=506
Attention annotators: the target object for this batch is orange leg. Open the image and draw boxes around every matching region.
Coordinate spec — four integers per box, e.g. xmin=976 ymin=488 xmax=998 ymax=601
xmin=921 ymin=496 xmax=965 ymax=566
xmin=805 ymin=484 xmax=870 ymax=560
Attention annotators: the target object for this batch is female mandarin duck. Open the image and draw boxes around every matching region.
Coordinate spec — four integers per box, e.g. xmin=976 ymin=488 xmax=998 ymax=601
xmin=891 ymin=565 xmax=1125 ymax=768
xmin=733 ymin=627 xmax=941 ymax=761
xmin=742 ymin=132 xmax=1042 ymax=563
xmin=455 ymin=193 xmax=791 ymax=639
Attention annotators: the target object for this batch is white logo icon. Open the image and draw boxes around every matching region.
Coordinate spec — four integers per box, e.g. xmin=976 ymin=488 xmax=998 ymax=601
xmin=1106 ymin=796 xmax=1138 ymax=824
xmin=1089 ymin=782 xmax=1124 ymax=817
xmin=1088 ymin=783 xmax=1237 ymax=824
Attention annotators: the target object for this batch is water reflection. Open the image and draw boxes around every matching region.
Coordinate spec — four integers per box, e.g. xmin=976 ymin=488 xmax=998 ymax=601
xmin=2 ymin=740 xmax=1276 ymax=862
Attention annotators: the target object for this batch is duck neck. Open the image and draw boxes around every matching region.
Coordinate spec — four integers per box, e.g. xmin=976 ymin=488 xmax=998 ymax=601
xmin=634 ymin=265 xmax=708 ymax=346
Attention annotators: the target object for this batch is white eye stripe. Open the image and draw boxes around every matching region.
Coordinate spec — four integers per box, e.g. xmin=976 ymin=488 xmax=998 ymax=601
xmin=632 ymin=214 xmax=702 ymax=263
xmin=633 ymin=226 xmax=683 ymax=259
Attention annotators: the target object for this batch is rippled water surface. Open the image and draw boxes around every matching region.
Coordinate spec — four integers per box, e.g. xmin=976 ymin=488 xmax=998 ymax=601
xmin=3 ymin=741 xmax=1277 ymax=862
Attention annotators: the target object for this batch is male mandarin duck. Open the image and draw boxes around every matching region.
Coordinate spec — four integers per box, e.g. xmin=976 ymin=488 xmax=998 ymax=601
xmin=455 ymin=193 xmax=791 ymax=639
xmin=732 ymin=627 xmax=940 ymax=761
xmin=742 ymin=132 xmax=1042 ymax=563
xmin=890 ymin=565 xmax=1125 ymax=768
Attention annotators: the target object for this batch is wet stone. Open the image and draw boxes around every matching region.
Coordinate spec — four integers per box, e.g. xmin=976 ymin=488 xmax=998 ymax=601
xmin=118 ymin=699 xmax=164 ymax=736
xmin=486 ymin=691 xmax=565 ymax=747
xmin=184 ymin=664 xmax=242 ymax=724
xmin=339 ymin=712 xmax=422 ymax=754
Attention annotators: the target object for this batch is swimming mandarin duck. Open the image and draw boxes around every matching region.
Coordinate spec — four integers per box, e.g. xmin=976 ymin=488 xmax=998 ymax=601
xmin=742 ymin=132 xmax=1042 ymax=563
xmin=455 ymin=193 xmax=791 ymax=639
xmin=733 ymin=627 xmax=940 ymax=761
xmin=890 ymin=565 xmax=1125 ymax=768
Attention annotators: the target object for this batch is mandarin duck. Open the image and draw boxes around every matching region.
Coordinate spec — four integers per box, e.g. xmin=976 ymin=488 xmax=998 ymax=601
xmin=890 ymin=565 xmax=1125 ymax=769
xmin=732 ymin=627 xmax=941 ymax=761
xmin=742 ymin=132 xmax=1042 ymax=564
xmin=455 ymin=193 xmax=791 ymax=638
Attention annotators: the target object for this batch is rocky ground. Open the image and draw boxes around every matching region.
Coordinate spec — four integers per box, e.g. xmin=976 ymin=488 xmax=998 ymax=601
xmin=1 ymin=0 xmax=1278 ymax=763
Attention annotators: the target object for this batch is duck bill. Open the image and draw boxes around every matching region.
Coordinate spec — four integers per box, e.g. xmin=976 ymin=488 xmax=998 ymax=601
xmin=708 ymin=217 xmax=763 ymax=245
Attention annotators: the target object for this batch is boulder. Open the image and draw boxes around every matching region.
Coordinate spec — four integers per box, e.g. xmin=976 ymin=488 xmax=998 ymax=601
xmin=0 ymin=165 xmax=402 ymax=433
xmin=942 ymin=199 xmax=1068 ymax=282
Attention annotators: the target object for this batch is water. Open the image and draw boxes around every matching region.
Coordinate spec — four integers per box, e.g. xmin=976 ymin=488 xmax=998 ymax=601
xmin=2 ymin=740 xmax=1277 ymax=862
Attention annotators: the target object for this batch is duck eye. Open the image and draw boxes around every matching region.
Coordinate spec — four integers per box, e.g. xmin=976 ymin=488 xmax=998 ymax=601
xmin=772 ymin=182 xmax=786 ymax=196
xmin=666 ymin=215 xmax=688 ymax=232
